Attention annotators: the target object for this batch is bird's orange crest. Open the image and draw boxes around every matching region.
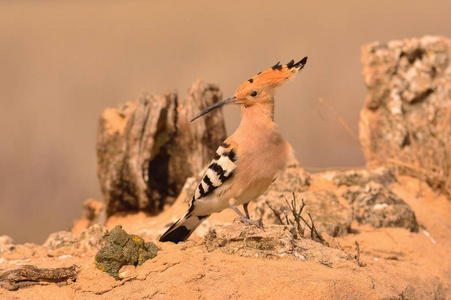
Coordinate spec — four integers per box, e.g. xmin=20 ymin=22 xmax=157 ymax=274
xmin=235 ymin=57 xmax=307 ymax=99
xmin=190 ymin=56 xmax=307 ymax=122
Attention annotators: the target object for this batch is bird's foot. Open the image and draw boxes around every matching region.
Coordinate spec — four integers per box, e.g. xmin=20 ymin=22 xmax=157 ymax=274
xmin=234 ymin=217 xmax=264 ymax=228
xmin=229 ymin=204 xmax=263 ymax=228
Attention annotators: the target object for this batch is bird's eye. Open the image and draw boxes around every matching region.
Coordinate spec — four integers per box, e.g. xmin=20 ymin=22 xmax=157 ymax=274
xmin=250 ymin=91 xmax=257 ymax=97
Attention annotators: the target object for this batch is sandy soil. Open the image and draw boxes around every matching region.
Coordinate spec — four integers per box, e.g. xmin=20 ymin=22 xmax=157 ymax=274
xmin=0 ymin=175 xmax=450 ymax=299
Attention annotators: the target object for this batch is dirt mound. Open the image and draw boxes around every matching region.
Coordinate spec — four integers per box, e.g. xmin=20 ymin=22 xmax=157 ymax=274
xmin=1 ymin=171 xmax=449 ymax=299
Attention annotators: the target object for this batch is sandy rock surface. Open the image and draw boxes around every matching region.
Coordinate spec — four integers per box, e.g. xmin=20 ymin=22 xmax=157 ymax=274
xmin=1 ymin=171 xmax=449 ymax=299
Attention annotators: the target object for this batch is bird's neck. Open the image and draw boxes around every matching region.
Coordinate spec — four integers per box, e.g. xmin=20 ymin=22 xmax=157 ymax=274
xmin=240 ymin=98 xmax=275 ymax=123
xmin=237 ymin=98 xmax=282 ymax=141
xmin=234 ymin=97 xmax=287 ymax=153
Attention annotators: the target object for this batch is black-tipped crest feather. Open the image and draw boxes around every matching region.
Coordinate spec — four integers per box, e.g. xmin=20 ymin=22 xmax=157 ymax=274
xmin=293 ymin=57 xmax=308 ymax=68
xmin=271 ymin=61 xmax=282 ymax=70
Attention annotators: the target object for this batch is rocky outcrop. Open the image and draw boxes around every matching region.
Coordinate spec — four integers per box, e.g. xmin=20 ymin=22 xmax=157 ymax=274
xmin=359 ymin=36 xmax=451 ymax=195
xmin=317 ymin=168 xmax=418 ymax=232
xmin=342 ymin=182 xmax=418 ymax=232
xmin=332 ymin=167 xmax=396 ymax=187
xmin=97 ymin=80 xmax=227 ymax=217
xmin=1 ymin=175 xmax=449 ymax=299
xmin=0 ymin=236 xmax=14 ymax=255
xmin=43 ymin=224 xmax=108 ymax=255
xmin=252 ymin=166 xmax=417 ymax=236
xmin=205 ymin=223 xmax=350 ymax=265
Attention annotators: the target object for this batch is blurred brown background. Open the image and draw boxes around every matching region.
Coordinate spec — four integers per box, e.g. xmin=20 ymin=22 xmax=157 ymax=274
xmin=1 ymin=1 xmax=450 ymax=243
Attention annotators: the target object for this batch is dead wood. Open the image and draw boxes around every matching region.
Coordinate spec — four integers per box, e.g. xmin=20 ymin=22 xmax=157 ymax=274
xmin=96 ymin=80 xmax=226 ymax=218
xmin=0 ymin=265 xmax=78 ymax=291
xmin=354 ymin=241 xmax=365 ymax=267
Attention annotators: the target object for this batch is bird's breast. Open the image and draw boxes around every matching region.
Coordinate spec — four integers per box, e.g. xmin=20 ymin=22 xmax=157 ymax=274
xmin=230 ymin=122 xmax=292 ymax=203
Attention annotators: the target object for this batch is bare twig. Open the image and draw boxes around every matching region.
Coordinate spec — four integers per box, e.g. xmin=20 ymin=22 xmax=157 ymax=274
xmin=317 ymin=97 xmax=360 ymax=141
xmin=283 ymin=209 xmax=290 ymax=227
xmin=354 ymin=241 xmax=365 ymax=267
xmin=265 ymin=201 xmax=284 ymax=225
xmin=266 ymin=193 xmax=330 ymax=245
xmin=307 ymin=213 xmax=315 ymax=240
xmin=307 ymin=212 xmax=327 ymax=245
xmin=386 ymin=158 xmax=448 ymax=193
xmin=283 ymin=193 xmax=306 ymax=235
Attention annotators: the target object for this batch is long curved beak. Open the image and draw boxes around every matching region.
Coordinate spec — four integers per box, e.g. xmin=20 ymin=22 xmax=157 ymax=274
xmin=190 ymin=96 xmax=236 ymax=122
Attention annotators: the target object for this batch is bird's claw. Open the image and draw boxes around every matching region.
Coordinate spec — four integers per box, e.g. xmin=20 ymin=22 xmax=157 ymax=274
xmin=234 ymin=217 xmax=264 ymax=228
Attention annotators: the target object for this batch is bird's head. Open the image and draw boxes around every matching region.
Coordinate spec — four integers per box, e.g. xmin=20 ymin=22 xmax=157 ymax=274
xmin=190 ymin=57 xmax=307 ymax=122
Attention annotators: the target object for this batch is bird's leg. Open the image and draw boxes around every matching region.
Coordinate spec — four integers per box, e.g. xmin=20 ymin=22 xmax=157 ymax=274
xmin=230 ymin=204 xmax=263 ymax=228
xmin=243 ymin=202 xmax=250 ymax=219
xmin=230 ymin=204 xmax=247 ymax=219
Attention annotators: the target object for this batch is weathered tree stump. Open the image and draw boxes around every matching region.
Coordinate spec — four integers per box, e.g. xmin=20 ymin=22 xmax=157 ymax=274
xmin=0 ymin=265 xmax=78 ymax=291
xmin=97 ymin=79 xmax=227 ymax=217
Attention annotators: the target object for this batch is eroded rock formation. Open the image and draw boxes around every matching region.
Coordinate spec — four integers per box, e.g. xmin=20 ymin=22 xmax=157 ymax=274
xmin=360 ymin=36 xmax=451 ymax=194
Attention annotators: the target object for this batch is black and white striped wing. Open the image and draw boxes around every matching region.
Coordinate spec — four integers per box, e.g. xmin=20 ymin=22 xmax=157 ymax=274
xmin=159 ymin=142 xmax=238 ymax=243
xmin=192 ymin=142 xmax=237 ymax=201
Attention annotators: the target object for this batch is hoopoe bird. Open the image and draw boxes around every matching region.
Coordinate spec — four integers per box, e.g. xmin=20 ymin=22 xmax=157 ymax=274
xmin=159 ymin=57 xmax=308 ymax=243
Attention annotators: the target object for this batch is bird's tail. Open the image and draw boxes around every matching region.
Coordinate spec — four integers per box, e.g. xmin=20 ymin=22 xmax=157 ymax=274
xmin=159 ymin=212 xmax=210 ymax=243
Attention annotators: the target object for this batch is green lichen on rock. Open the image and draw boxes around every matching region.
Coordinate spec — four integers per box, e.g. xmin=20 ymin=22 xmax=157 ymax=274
xmin=94 ymin=225 xmax=159 ymax=279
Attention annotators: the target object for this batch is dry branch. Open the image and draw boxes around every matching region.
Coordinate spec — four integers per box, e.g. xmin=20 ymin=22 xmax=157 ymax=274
xmin=0 ymin=265 xmax=78 ymax=291
xmin=266 ymin=192 xmax=328 ymax=246
xmin=354 ymin=241 xmax=365 ymax=267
